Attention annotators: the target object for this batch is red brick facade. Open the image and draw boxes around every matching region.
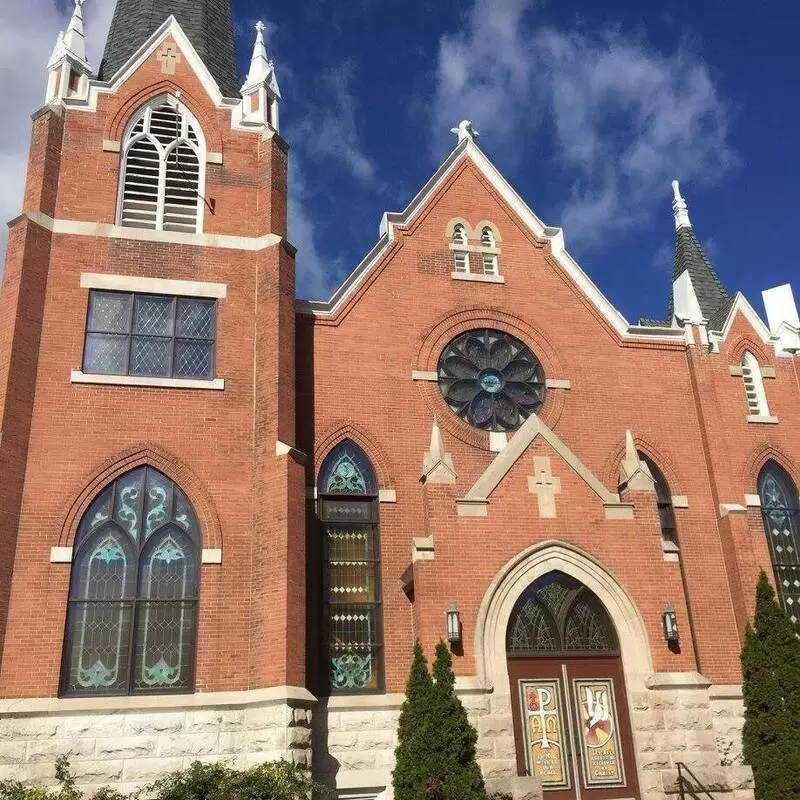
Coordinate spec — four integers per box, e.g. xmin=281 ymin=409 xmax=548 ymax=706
xmin=0 ymin=13 xmax=795 ymax=799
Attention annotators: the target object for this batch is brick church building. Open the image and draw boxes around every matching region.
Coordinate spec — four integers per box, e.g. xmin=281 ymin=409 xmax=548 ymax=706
xmin=0 ymin=0 xmax=798 ymax=798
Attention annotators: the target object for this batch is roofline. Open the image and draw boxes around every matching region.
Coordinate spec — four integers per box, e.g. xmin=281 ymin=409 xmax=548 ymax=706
xmin=296 ymin=138 xmax=686 ymax=344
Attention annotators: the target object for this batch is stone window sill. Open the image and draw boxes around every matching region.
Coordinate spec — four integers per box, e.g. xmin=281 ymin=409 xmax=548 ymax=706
xmin=71 ymin=370 xmax=224 ymax=390
xmin=450 ymin=272 xmax=505 ymax=284
xmin=747 ymin=414 xmax=778 ymax=424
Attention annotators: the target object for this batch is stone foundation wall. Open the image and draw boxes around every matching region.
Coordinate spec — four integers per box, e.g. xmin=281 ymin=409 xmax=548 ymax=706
xmin=0 ymin=688 xmax=314 ymax=795
xmin=315 ymin=677 xmax=754 ymax=800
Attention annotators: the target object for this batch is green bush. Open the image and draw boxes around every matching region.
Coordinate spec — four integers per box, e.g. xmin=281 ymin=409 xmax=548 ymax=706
xmin=741 ymin=571 xmax=800 ymax=800
xmin=0 ymin=757 xmax=329 ymax=800
xmin=393 ymin=640 xmax=486 ymax=800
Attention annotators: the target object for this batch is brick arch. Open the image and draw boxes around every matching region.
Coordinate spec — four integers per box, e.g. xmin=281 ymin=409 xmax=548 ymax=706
xmin=56 ymin=443 xmax=223 ymax=550
xmin=602 ymin=435 xmax=684 ymax=495
xmin=445 ymin=217 xmax=475 ymax=240
xmin=744 ymin=443 xmax=800 ymax=494
xmin=474 ymin=219 xmax=503 ymax=243
xmin=312 ymin=424 xmax=395 ymax=491
xmin=414 ymin=307 xmax=567 ymax=448
xmin=727 ymin=335 xmax=773 ymax=366
xmin=105 ymin=81 xmax=224 ymax=153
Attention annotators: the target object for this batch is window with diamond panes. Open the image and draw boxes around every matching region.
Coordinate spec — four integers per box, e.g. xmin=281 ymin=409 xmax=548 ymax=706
xmin=318 ymin=441 xmax=383 ymax=692
xmin=506 ymin=572 xmax=618 ymax=655
xmin=61 ymin=466 xmax=200 ymax=696
xmin=758 ymin=461 xmax=800 ymax=632
xmin=83 ymin=291 xmax=216 ymax=379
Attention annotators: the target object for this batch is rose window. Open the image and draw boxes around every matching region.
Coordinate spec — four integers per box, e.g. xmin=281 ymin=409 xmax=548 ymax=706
xmin=437 ymin=329 xmax=545 ymax=431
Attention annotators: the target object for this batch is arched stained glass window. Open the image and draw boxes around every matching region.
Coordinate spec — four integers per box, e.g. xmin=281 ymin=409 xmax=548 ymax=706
xmin=758 ymin=462 xmax=800 ymax=631
xmin=318 ymin=441 xmax=383 ymax=692
xmin=507 ymin=572 xmax=618 ymax=655
xmin=639 ymin=453 xmax=679 ymax=554
xmin=61 ymin=466 xmax=200 ymax=696
xmin=318 ymin=440 xmax=377 ymax=495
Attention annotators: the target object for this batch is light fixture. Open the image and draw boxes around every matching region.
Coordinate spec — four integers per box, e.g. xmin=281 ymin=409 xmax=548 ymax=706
xmin=662 ymin=604 xmax=679 ymax=644
xmin=446 ymin=603 xmax=461 ymax=643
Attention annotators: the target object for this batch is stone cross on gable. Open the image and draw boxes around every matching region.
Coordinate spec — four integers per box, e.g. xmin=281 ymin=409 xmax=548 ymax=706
xmin=527 ymin=455 xmax=561 ymax=519
xmin=157 ymin=42 xmax=182 ymax=75
xmin=255 ymin=20 xmax=266 ymax=34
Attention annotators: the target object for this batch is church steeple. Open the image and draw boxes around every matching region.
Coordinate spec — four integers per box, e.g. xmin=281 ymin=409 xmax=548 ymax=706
xmin=98 ymin=0 xmax=239 ymax=96
xmin=668 ymin=181 xmax=730 ymax=327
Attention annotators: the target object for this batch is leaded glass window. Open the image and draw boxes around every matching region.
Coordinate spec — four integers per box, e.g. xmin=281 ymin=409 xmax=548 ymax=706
xmin=83 ymin=291 xmax=216 ymax=379
xmin=319 ymin=441 xmax=383 ymax=692
xmin=438 ymin=329 xmax=545 ymax=431
xmin=61 ymin=466 xmax=200 ymax=696
xmin=507 ymin=572 xmax=618 ymax=655
xmin=758 ymin=462 xmax=800 ymax=631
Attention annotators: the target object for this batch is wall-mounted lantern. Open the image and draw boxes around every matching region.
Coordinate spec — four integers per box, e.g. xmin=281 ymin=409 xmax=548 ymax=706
xmin=662 ymin=604 xmax=679 ymax=644
xmin=446 ymin=603 xmax=461 ymax=643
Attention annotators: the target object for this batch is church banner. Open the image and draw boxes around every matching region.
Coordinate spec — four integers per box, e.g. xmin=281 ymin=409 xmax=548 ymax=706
xmin=518 ymin=679 xmax=570 ymax=788
xmin=572 ymin=678 xmax=625 ymax=787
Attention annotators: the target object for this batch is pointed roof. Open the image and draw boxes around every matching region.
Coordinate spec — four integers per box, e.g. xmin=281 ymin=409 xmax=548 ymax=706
xmin=241 ymin=21 xmax=280 ymax=97
xmin=48 ymin=0 xmax=90 ymax=71
xmin=667 ymin=181 xmax=730 ymax=326
xmin=98 ymin=0 xmax=239 ymax=96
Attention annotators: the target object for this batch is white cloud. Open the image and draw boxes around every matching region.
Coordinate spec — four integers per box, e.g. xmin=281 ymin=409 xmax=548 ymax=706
xmin=288 ymin=160 xmax=339 ymax=300
xmin=433 ymin=0 xmax=734 ymax=244
xmin=0 ymin=0 xmax=114 ymax=264
xmin=292 ymin=62 xmax=375 ymax=184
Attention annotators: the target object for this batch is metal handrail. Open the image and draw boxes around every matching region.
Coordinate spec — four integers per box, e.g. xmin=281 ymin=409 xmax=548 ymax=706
xmin=677 ymin=762 xmax=716 ymax=800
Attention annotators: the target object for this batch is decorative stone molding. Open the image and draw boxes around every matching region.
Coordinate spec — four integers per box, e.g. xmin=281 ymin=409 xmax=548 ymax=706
xmin=80 ymin=272 xmax=227 ymax=298
xmin=747 ymin=414 xmax=778 ymax=424
xmin=671 ymin=495 xmax=689 ymax=508
xmin=527 ymin=455 xmax=561 ymax=518
xmin=71 ymin=371 xmax=225 ymax=391
xmin=618 ymin=430 xmax=656 ymax=492
xmin=719 ymin=504 xmax=747 ymax=517
xmin=457 ymin=413 xmax=633 ymax=520
xmin=200 ymin=548 xmax=222 ymax=564
xmin=411 ymin=370 xmax=438 ymax=381
xmin=450 ymin=272 xmax=505 ymax=284
xmin=378 ymin=489 xmax=397 ymax=503
xmin=421 ymin=417 xmax=456 ymax=484
xmin=50 ymin=546 xmax=73 ymax=563
xmin=544 ymin=379 xmax=571 ymax=390
xmin=744 ymin=494 xmax=761 ymax=507
xmin=488 ymin=431 xmax=507 ymax=453
xmin=412 ymin=537 xmax=434 ymax=562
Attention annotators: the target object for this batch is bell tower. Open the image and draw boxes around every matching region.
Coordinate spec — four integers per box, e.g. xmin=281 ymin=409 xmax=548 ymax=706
xmin=0 ymin=0 xmax=304 ymax=706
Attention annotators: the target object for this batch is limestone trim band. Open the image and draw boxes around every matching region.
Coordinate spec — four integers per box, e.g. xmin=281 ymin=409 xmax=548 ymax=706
xmin=71 ymin=371 xmax=225 ymax=391
xmin=15 ymin=211 xmax=284 ymax=252
xmin=0 ymin=685 xmax=316 ymax=715
xmin=80 ymin=272 xmax=227 ymax=299
xmin=51 ymin=546 xmax=223 ymax=564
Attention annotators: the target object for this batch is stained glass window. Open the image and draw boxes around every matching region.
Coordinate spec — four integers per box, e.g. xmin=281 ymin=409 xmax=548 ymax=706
xmin=83 ymin=291 xmax=216 ymax=379
xmin=507 ymin=572 xmax=618 ymax=655
xmin=758 ymin=462 xmax=800 ymax=632
xmin=437 ymin=329 xmax=545 ymax=431
xmin=319 ymin=441 xmax=382 ymax=692
xmin=61 ymin=466 xmax=200 ymax=696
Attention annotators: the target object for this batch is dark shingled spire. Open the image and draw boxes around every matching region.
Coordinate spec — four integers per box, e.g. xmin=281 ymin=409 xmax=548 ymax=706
xmin=666 ymin=181 xmax=731 ymax=328
xmin=98 ymin=0 xmax=239 ymax=97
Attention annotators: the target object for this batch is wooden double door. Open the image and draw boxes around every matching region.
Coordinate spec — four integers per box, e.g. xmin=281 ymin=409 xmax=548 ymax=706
xmin=508 ymin=655 xmax=639 ymax=800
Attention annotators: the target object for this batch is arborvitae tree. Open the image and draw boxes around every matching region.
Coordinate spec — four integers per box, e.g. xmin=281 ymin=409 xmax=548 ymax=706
xmin=393 ymin=641 xmax=435 ymax=800
xmin=430 ymin=640 xmax=486 ymax=800
xmin=741 ymin=572 xmax=800 ymax=800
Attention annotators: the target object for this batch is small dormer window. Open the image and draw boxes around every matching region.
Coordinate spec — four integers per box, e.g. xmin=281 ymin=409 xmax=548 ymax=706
xmin=741 ymin=351 xmax=769 ymax=417
xmin=118 ymin=97 xmax=205 ymax=234
xmin=480 ymin=226 xmax=499 ymax=276
xmin=452 ymin=224 xmax=469 ymax=273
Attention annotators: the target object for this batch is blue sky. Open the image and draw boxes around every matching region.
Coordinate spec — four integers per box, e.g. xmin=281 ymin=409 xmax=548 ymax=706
xmin=2 ymin=0 xmax=797 ymax=324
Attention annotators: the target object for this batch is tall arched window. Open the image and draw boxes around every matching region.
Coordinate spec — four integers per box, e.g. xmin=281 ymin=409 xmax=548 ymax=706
xmin=480 ymin=226 xmax=499 ymax=276
xmin=452 ymin=224 xmax=470 ymax=273
xmin=318 ymin=441 xmax=382 ymax=692
xmin=639 ymin=453 xmax=679 ymax=555
xmin=758 ymin=461 xmax=800 ymax=630
xmin=119 ymin=97 xmax=205 ymax=234
xmin=61 ymin=466 xmax=200 ymax=696
xmin=741 ymin=351 xmax=770 ymax=417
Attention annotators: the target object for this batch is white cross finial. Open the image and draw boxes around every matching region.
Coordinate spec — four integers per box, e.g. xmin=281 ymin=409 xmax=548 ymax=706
xmin=255 ymin=20 xmax=266 ymax=36
xmin=242 ymin=18 xmax=277 ymax=92
xmin=450 ymin=120 xmax=479 ymax=144
xmin=671 ymin=179 xmax=691 ymax=230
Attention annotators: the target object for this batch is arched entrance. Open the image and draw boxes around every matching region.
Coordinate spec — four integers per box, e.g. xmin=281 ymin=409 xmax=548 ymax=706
xmin=506 ymin=571 xmax=640 ymax=800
